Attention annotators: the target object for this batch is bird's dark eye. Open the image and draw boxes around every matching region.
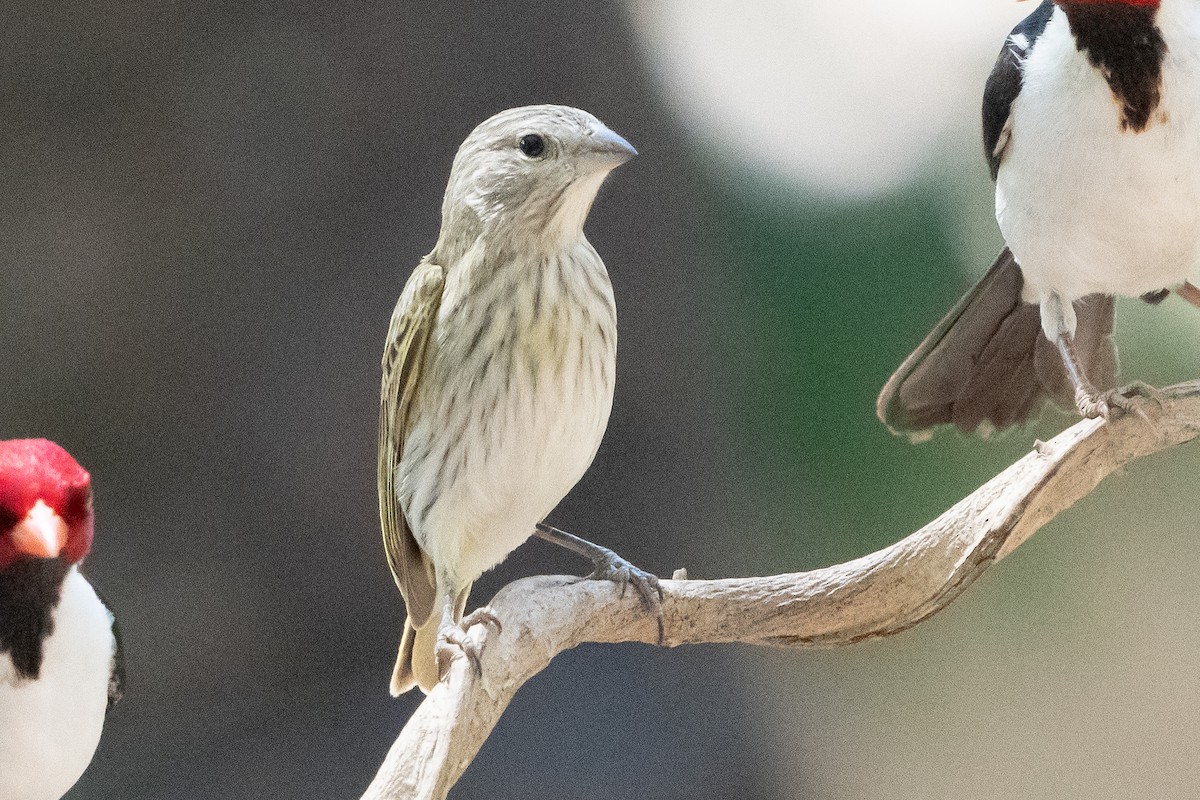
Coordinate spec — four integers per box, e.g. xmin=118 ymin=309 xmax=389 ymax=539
xmin=518 ymin=134 xmax=546 ymax=158
xmin=60 ymin=485 xmax=92 ymax=525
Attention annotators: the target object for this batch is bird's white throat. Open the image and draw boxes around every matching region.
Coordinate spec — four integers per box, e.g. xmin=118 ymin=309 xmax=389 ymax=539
xmin=0 ymin=568 xmax=114 ymax=800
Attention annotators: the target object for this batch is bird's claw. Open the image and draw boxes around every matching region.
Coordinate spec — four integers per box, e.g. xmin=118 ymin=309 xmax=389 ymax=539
xmin=435 ymin=626 xmax=480 ymax=680
xmin=533 ymin=524 xmax=666 ymax=644
xmin=585 ymin=556 xmax=663 ymax=611
xmin=578 ymin=547 xmax=665 ymax=643
xmin=435 ymin=607 xmax=501 ymax=680
xmin=1076 ymin=382 xmax=1162 ymax=424
xmin=462 ymin=606 xmax=503 ymax=634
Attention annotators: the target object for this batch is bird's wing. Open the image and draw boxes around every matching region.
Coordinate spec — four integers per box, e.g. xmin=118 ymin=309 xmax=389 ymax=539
xmin=105 ymin=605 xmax=125 ymax=708
xmin=983 ymin=0 xmax=1056 ymax=179
xmin=87 ymin=583 xmax=125 ymax=708
xmin=378 ymin=260 xmax=444 ymax=629
xmin=877 ymin=250 xmax=1118 ymax=437
xmin=877 ymin=249 xmax=1041 ymax=435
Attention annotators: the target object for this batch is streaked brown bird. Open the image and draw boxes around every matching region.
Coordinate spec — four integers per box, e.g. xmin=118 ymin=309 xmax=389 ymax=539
xmin=378 ymin=105 xmax=653 ymax=695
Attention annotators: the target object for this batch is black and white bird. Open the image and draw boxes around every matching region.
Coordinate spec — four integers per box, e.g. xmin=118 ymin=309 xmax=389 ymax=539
xmin=879 ymin=0 xmax=1200 ymax=436
xmin=0 ymin=439 xmax=123 ymax=800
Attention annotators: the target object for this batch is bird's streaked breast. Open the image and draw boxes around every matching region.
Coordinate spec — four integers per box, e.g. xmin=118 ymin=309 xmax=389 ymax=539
xmin=398 ymin=239 xmax=617 ymax=586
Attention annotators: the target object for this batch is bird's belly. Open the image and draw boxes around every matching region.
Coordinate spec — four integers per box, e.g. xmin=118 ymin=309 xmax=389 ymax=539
xmin=998 ymin=150 xmax=1200 ymax=301
xmin=402 ymin=337 xmax=615 ymax=587
xmin=0 ymin=571 xmax=112 ymax=800
xmin=997 ymin=17 xmax=1200 ymax=302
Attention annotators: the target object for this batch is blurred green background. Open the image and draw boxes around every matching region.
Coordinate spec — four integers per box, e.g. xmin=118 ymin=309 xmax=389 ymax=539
xmin=5 ymin=1 xmax=1200 ymax=797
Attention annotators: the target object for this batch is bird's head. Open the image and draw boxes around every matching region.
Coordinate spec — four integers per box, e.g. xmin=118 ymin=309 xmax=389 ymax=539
xmin=0 ymin=440 xmax=94 ymax=571
xmin=437 ymin=104 xmax=637 ymax=254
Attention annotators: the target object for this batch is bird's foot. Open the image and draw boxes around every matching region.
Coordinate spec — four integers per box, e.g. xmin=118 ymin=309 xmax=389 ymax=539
xmin=1074 ymin=387 xmax=1109 ymax=420
xmin=462 ymin=606 xmax=503 ymax=634
xmin=1076 ymin=381 xmax=1162 ymax=423
xmin=434 ymin=607 xmax=501 ymax=680
xmin=582 ymin=548 xmax=664 ymax=616
xmin=585 ymin=552 xmax=665 ymax=645
xmin=534 ymin=523 xmax=666 ymax=643
xmin=434 ymin=626 xmax=477 ymax=681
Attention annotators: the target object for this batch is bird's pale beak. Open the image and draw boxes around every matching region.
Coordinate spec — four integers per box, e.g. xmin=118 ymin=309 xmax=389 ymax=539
xmin=588 ymin=125 xmax=638 ymax=167
xmin=12 ymin=499 xmax=68 ymax=559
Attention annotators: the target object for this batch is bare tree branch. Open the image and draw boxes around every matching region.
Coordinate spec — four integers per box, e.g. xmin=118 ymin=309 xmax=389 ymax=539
xmin=360 ymin=380 xmax=1200 ymax=800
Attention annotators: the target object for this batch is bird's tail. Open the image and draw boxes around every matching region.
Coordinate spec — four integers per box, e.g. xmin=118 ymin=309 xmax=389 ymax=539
xmin=877 ymin=248 xmax=1117 ymax=439
xmin=390 ymin=585 xmax=471 ymax=696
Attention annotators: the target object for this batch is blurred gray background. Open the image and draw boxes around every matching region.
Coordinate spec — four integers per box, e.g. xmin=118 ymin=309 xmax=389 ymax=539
xmin=6 ymin=2 xmax=1200 ymax=798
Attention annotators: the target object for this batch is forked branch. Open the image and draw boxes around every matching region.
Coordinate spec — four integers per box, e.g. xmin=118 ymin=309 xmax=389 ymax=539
xmin=360 ymin=380 xmax=1200 ymax=800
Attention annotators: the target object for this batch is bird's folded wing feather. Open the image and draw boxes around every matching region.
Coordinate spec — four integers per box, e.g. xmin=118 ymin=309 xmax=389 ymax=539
xmin=876 ymin=249 xmax=1118 ymax=436
xmin=877 ymin=248 xmax=1030 ymax=434
xmin=378 ymin=260 xmax=444 ymax=629
xmin=106 ymin=605 xmax=125 ymax=708
xmin=983 ymin=0 xmax=1055 ymax=178
xmin=90 ymin=584 xmax=125 ymax=708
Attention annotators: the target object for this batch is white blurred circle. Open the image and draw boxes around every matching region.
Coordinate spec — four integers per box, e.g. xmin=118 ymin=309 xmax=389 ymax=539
xmin=625 ymin=0 xmax=1032 ymax=198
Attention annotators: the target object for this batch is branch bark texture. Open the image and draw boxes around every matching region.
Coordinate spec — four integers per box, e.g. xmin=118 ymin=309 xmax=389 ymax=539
xmin=360 ymin=380 xmax=1200 ymax=800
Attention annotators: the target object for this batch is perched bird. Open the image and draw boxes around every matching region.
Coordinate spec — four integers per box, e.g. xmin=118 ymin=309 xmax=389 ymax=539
xmin=378 ymin=105 xmax=653 ymax=695
xmin=0 ymin=439 xmax=123 ymax=800
xmin=878 ymin=0 xmax=1200 ymax=437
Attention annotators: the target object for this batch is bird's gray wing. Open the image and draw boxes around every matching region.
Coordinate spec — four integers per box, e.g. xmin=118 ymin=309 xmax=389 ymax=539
xmin=107 ymin=615 xmax=125 ymax=708
xmin=877 ymin=250 xmax=1118 ymax=437
xmin=877 ymin=249 xmax=1042 ymax=435
xmin=91 ymin=585 xmax=125 ymax=708
xmin=378 ymin=260 xmax=444 ymax=629
xmin=983 ymin=0 xmax=1055 ymax=179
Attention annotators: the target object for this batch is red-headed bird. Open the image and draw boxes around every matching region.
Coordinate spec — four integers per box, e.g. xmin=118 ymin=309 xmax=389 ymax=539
xmin=879 ymin=0 xmax=1200 ymax=437
xmin=0 ymin=439 xmax=123 ymax=800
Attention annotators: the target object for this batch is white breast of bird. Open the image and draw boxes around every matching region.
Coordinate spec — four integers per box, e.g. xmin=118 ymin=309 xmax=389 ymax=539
xmin=0 ymin=569 xmax=114 ymax=800
xmin=996 ymin=2 xmax=1200 ymax=304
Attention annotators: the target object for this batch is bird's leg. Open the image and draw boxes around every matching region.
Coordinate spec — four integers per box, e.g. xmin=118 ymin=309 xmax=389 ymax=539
xmin=434 ymin=595 xmax=470 ymax=679
xmin=1043 ymin=293 xmax=1158 ymax=420
xmin=1176 ymin=281 xmax=1200 ymax=309
xmin=1054 ymin=331 xmax=1112 ymax=419
xmin=534 ymin=523 xmax=664 ymax=643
